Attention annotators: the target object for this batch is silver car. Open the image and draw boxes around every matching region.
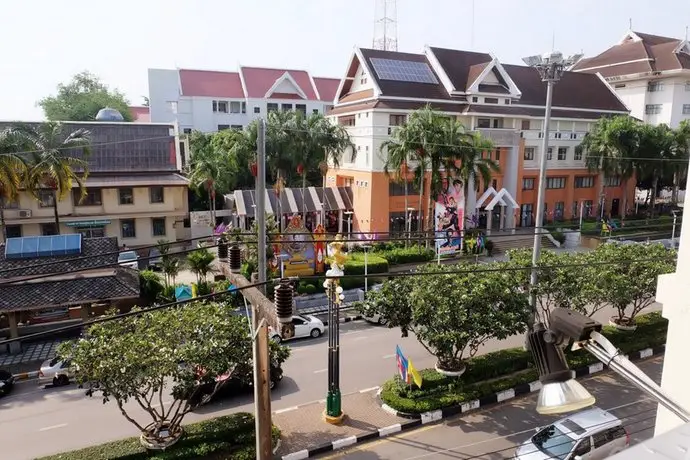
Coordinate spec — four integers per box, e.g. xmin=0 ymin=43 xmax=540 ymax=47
xmin=118 ymin=250 xmax=139 ymax=270
xmin=514 ymin=407 xmax=629 ymax=459
xmin=38 ymin=357 xmax=76 ymax=387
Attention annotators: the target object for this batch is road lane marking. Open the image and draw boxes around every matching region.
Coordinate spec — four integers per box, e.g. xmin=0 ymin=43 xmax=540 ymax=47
xmin=39 ymin=423 xmax=68 ymax=432
xmin=359 ymin=386 xmax=379 ymax=393
xmin=353 ymin=336 xmax=368 ymax=341
xmin=313 ymin=368 xmax=327 ymax=374
xmin=382 ymin=354 xmax=396 ymax=359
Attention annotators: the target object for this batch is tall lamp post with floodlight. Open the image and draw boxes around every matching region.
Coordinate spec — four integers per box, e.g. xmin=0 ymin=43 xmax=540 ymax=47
xmin=526 ymin=307 xmax=690 ymax=421
xmin=522 ymin=51 xmax=583 ymax=327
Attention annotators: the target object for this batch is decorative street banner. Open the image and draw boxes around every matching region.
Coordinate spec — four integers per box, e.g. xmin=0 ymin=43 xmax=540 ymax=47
xmin=435 ymin=178 xmax=465 ymax=255
xmin=313 ymin=224 xmax=326 ymax=274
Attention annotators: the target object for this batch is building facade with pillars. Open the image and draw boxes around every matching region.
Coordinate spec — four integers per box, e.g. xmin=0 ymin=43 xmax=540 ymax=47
xmin=572 ymin=30 xmax=690 ymax=128
xmin=324 ymin=46 xmax=634 ymax=235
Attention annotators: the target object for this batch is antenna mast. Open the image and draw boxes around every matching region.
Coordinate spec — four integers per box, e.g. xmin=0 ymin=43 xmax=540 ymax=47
xmin=373 ymin=0 xmax=398 ymax=51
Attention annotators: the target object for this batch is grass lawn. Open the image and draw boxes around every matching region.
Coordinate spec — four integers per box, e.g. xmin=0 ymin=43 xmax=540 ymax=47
xmin=38 ymin=413 xmax=279 ymax=460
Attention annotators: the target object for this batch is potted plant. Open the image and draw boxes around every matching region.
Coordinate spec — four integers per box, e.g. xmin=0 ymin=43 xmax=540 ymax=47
xmin=484 ymin=240 xmax=495 ymax=257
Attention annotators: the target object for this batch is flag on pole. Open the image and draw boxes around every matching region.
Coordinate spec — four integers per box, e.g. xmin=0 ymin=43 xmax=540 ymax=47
xmin=408 ymin=359 xmax=423 ymax=388
xmin=395 ymin=345 xmax=408 ymax=383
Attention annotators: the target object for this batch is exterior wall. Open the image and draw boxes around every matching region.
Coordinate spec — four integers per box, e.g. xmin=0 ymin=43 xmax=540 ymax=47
xmin=3 ymin=185 xmax=188 ymax=247
xmin=148 ymin=69 xmax=333 ymax=132
xmin=610 ymin=75 xmax=690 ymax=128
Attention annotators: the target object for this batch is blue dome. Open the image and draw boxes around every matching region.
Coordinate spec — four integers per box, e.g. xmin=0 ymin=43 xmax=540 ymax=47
xmin=95 ymin=107 xmax=124 ymax=121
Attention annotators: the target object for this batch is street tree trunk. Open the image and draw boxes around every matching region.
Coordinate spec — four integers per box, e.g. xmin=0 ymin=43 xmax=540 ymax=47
xmin=302 ymin=173 xmax=307 ymax=220
xmin=620 ymin=177 xmax=628 ymax=220
xmin=52 ymin=191 xmax=61 ymax=234
xmin=650 ymin=176 xmax=659 ymax=218
xmin=597 ymin=171 xmax=605 ymax=220
xmin=418 ymin=173 xmax=424 ymax=248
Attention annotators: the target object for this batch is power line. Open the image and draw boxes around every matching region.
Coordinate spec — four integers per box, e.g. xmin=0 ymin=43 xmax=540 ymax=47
xmin=0 ymin=276 xmax=282 ymax=346
xmin=0 ymin=253 xmax=675 ymax=344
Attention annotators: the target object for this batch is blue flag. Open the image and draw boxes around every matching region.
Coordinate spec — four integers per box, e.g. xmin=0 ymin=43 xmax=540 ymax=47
xmin=396 ymin=345 xmax=409 ymax=383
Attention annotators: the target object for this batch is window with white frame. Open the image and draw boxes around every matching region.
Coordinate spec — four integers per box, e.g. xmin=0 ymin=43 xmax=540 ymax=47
xmin=557 ymin=147 xmax=567 ymax=160
xmin=574 ymin=176 xmax=594 ymax=188
xmin=647 ymin=81 xmax=664 ymax=92
xmin=547 ymin=147 xmax=553 ymax=160
xmin=574 ymin=149 xmax=583 ymax=161
xmin=213 ymin=100 xmax=228 ymax=113
xmin=605 ymin=176 xmax=621 ymax=187
xmin=683 ymin=104 xmax=690 ymax=115
xmin=524 ymin=147 xmax=535 ymax=160
xmin=645 ymin=104 xmax=662 ymax=115
xmin=686 ymin=81 xmax=690 ymax=91
xmin=230 ymin=101 xmax=242 ymax=113
xmin=546 ymin=177 xmax=566 ymax=189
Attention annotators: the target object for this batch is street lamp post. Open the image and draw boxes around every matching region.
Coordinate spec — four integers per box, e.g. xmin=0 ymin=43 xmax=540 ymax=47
xmin=672 ymin=210 xmax=679 ymax=248
xmin=522 ymin=51 xmax=583 ymax=328
xmin=324 ymin=237 xmax=347 ymax=424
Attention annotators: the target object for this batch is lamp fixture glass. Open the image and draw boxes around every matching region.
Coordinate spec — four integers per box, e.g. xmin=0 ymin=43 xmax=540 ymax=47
xmin=537 ymin=379 xmax=596 ymax=415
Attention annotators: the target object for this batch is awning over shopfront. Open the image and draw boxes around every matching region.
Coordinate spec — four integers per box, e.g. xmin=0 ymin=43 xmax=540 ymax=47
xmin=232 ymin=186 xmax=353 ymax=217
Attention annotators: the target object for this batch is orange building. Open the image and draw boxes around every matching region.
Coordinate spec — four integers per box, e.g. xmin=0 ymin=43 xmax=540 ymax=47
xmin=324 ymin=46 xmax=634 ymax=235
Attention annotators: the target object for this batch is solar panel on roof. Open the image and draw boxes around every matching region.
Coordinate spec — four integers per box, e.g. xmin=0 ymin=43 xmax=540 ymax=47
xmin=3 ymin=234 xmax=82 ymax=259
xmin=370 ymin=58 xmax=439 ymax=84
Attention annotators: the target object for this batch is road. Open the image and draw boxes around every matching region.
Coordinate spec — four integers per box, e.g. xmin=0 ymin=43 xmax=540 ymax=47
xmin=320 ymin=357 xmax=663 ymax=459
xmin=0 ymin=304 xmax=658 ymax=459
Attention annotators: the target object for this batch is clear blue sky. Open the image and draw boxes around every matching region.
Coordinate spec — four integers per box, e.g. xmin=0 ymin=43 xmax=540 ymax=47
xmin=2 ymin=0 xmax=688 ymax=121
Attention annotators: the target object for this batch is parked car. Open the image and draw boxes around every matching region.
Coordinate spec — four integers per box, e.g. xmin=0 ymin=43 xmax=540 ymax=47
xmin=0 ymin=369 xmax=15 ymax=396
xmin=117 ymin=250 xmax=139 ymax=270
xmin=38 ymin=357 xmax=76 ymax=387
xmin=270 ymin=315 xmax=325 ymax=343
xmin=189 ymin=360 xmax=283 ymax=409
xmin=364 ymin=312 xmax=388 ymax=326
xmin=148 ymin=248 xmax=162 ymax=270
xmin=514 ymin=407 xmax=629 ymax=460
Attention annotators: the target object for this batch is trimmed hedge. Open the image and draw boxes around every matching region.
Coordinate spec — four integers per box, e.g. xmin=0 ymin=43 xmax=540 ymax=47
xmin=38 ymin=412 xmax=280 ymax=460
xmin=380 ymin=311 xmax=667 ymax=414
xmin=373 ymin=246 xmax=435 ymax=265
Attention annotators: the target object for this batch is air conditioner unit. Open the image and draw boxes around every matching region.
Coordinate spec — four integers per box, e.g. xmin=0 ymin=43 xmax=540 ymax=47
xmin=18 ymin=210 xmax=32 ymax=218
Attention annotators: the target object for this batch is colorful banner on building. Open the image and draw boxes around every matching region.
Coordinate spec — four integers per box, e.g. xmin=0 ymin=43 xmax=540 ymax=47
xmin=435 ymin=179 xmax=465 ymax=255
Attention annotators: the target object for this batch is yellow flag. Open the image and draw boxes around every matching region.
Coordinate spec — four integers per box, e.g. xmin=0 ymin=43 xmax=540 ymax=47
xmin=408 ymin=359 xmax=423 ymax=388
xmin=191 ymin=284 xmax=198 ymax=298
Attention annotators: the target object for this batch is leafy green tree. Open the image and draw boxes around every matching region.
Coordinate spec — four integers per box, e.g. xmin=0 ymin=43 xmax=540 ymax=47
xmin=57 ymin=302 xmax=290 ymax=447
xmin=157 ymin=240 xmax=181 ymax=287
xmin=362 ymin=262 xmax=529 ymax=372
xmin=17 ymin=122 xmax=91 ymax=232
xmin=139 ymin=270 xmax=165 ymax=304
xmin=593 ymin=242 xmax=676 ymax=326
xmin=186 ymin=248 xmax=216 ymax=285
xmin=0 ymin=129 xmax=28 ymax=242
xmin=38 ymin=71 xmax=134 ymax=122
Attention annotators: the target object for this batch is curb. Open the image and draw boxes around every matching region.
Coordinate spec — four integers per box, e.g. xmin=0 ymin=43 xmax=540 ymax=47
xmin=321 ymin=314 xmax=363 ymax=327
xmin=278 ymin=345 xmax=665 ymax=459
xmin=12 ymin=371 xmax=39 ymax=381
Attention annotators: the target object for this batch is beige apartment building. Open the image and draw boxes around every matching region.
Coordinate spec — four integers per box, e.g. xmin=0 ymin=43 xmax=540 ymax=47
xmin=0 ymin=120 xmax=190 ymax=248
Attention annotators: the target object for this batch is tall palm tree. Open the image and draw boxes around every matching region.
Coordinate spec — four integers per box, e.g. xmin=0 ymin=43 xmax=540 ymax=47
xmin=671 ymin=120 xmax=690 ymax=205
xmin=382 ymin=128 xmax=415 ymax=242
xmin=188 ymin=144 xmax=226 ymax=226
xmin=637 ymin=124 xmax=675 ymax=217
xmin=0 ymin=129 xmax=28 ymax=242
xmin=18 ymin=122 xmax=91 ymax=233
xmin=576 ymin=116 xmax=639 ymax=219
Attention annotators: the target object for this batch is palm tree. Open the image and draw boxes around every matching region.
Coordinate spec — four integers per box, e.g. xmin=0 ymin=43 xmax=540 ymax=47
xmin=671 ymin=120 xmax=690 ymax=205
xmin=382 ymin=129 xmax=415 ymax=243
xmin=637 ymin=124 xmax=676 ymax=217
xmin=188 ymin=144 xmax=226 ymax=226
xmin=186 ymin=248 xmax=216 ymax=285
xmin=0 ymin=129 xmax=28 ymax=242
xmin=17 ymin=122 xmax=91 ymax=233
xmin=576 ymin=116 xmax=639 ymax=219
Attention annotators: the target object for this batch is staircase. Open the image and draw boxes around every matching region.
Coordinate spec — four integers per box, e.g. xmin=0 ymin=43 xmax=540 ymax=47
xmin=490 ymin=232 xmax=558 ymax=254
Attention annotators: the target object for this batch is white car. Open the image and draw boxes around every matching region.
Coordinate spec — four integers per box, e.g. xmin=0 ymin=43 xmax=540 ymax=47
xmin=364 ymin=312 xmax=388 ymax=326
xmin=270 ymin=315 xmax=325 ymax=342
xmin=38 ymin=357 xmax=76 ymax=387
xmin=118 ymin=250 xmax=139 ymax=270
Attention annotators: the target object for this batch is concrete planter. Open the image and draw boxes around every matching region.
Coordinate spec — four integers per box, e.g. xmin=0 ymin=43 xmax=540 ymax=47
xmin=609 ymin=316 xmax=638 ymax=331
xmin=434 ymin=362 xmax=466 ymax=377
xmin=139 ymin=422 xmax=183 ymax=451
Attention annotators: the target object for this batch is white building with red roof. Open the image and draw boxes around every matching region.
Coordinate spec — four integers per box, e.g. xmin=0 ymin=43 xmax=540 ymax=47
xmin=146 ymin=66 xmax=339 ymax=134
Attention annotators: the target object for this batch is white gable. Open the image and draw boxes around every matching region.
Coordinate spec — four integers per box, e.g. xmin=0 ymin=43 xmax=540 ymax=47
xmin=349 ymin=63 xmax=373 ymax=93
xmin=480 ymin=69 xmax=501 ymax=85
xmin=273 ymin=79 xmax=301 ymax=95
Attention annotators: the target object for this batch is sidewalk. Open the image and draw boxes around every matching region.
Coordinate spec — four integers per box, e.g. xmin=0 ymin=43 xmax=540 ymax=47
xmin=273 ymin=388 xmax=408 ymax=457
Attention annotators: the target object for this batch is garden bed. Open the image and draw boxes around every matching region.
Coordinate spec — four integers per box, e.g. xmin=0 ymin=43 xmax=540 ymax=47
xmin=380 ymin=311 xmax=667 ymax=414
xmin=37 ymin=413 xmax=280 ymax=460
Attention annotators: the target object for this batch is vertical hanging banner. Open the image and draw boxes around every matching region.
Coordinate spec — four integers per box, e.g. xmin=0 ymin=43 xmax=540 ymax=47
xmin=313 ymin=224 xmax=326 ymax=274
xmin=435 ymin=178 xmax=465 ymax=255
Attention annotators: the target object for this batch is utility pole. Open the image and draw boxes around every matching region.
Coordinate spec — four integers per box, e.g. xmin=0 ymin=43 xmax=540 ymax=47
xmin=253 ymin=118 xmax=272 ymax=460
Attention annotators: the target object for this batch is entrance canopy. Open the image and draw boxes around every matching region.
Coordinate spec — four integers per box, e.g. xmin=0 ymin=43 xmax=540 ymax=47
xmin=231 ymin=186 xmax=353 ymax=217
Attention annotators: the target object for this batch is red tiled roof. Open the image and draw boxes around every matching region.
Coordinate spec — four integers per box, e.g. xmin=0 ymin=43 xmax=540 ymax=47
xmin=129 ymin=106 xmax=150 ymax=123
xmin=313 ymin=77 xmax=340 ymax=102
xmin=572 ymin=30 xmax=690 ymax=76
xmin=179 ymin=69 xmax=245 ymax=98
xmin=240 ymin=67 xmax=317 ymax=100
